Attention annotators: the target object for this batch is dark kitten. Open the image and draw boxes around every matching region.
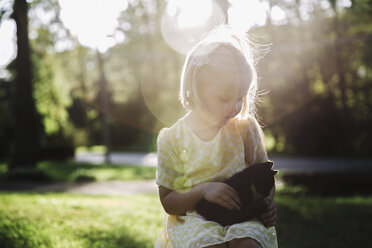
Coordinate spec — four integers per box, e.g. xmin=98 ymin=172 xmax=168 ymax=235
xmin=195 ymin=161 xmax=278 ymax=226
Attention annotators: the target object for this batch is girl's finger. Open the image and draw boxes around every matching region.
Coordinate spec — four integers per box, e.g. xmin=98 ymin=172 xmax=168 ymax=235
xmin=261 ymin=208 xmax=277 ymax=219
xmin=262 ymin=216 xmax=276 ymax=226
xmin=261 ymin=203 xmax=277 ymax=218
xmin=262 ymin=212 xmax=277 ymax=225
xmin=265 ymin=202 xmax=276 ymax=210
xmin=220 ymin=194 xmax=240 ymax=211
xmin=223 ymin=196 xmax=241 ymax=210
xmin=230 ymin=199 xmax=241 ymax=211
xmin=262 ymin=213 xmax=276 ymax=221
xmin=264 ymin=221 xmax=276 ymax=227
xmin=225 ymin=186 xmax=242 ymax=207
xmin=217 ymin=198 xmax=234 ymax=210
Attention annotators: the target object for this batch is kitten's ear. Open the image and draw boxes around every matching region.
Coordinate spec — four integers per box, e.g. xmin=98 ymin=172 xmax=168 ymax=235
xmin=272 ymin=170 xmax=279 ymax=175
xmin=264 ymin=161 xmax=274 ymax=169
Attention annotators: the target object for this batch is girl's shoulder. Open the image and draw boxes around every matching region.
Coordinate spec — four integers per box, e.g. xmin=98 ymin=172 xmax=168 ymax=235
xmin=236 ymin=114 xmax=258 ymax=125
xmin=234 ymin=115 xmax=260 ymax=133
xmin=233 ymin=115 xmax=266 ymax=148
xmin=157 ymin=118 xmax=184 ymax=145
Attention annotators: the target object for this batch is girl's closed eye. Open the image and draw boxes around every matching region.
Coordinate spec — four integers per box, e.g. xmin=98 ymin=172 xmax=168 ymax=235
xmin=219 ymin=97 xmax=231 ymax=103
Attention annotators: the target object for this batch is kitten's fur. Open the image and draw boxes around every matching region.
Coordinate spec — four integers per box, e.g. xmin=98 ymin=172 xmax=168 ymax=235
xmin=195 ymin=161 xmax=278 ymax=226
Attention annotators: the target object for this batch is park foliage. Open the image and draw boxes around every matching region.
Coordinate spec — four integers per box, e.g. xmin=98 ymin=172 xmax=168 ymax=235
xmin=0 ymin=0 xmax=371 ymax=164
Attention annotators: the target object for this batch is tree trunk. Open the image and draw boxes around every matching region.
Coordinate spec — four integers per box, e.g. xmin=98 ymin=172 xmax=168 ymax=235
xmin=97 ymin=51 xmax=111 ymax=164
xmin=10 ymin=0 xmax=39 ymax=170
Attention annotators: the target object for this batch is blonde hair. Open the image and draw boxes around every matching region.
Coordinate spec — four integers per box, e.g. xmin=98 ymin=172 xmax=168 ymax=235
xmin=179 ymin=25 xmax=259 ymax=120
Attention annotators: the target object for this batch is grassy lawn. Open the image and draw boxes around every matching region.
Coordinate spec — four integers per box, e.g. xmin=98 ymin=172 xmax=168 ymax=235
xmin=1 ymin=160 xmax=371 ymax=247
xmin=0 ymin=190 xmax=371 ymax=248
xmin=275 ymin=194 xmax=372 ymax=247
xmin=0 ymin=161 xmax=156 ymax=183
xmin=0 ymin=192 xmax=163 ymax=248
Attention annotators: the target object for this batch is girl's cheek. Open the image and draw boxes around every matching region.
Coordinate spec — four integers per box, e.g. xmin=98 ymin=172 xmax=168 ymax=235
xmin=228 ymin=103 xmax=237 ymax=115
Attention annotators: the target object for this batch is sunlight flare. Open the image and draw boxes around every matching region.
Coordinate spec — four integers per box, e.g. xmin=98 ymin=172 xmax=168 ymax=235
xmin=228 ymin=0 xmax=268 ymax=31
xmin=59 ymin=0 xmax=128 ymax=52
xmin=161 ymin=0 xmax=272 ymax=54
xmin=161 ymin=0 xmax=224 ymax=54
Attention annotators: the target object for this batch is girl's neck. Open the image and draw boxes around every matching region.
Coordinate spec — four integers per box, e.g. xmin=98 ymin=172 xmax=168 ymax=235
xmin=184 ymin=111 xmax=222 ymax=142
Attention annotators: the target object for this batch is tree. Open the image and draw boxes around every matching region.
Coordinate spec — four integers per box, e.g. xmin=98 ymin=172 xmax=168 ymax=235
xmin=10 ymin=0 xmax=40 ymax=169
xmin=96 ymin=51 xmax=112 ymax=163
xmin=256 ymin=0 xmax=372 ymax=157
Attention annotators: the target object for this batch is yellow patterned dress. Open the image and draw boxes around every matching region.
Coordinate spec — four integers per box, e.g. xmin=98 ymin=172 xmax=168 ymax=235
xmin=155 ymin=115 xmax=278 ymax=248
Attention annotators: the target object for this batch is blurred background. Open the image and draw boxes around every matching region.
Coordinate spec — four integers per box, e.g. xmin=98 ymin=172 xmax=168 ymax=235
xmin=1 ymin=0 xmax=371 ymax=165
xmin=0 ymin=1 xmax=372 ymax=247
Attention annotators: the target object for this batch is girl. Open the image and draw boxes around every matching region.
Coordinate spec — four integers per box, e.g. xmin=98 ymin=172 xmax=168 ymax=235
xmin=155 ymin=25 xmax=278 ymax=248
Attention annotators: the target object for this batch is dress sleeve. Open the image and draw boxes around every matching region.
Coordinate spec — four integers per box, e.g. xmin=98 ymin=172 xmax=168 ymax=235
xmin=238 ymin=116 xmax=269 ymax=165
xmin=156 ymin=128 xmax=182 ymax=191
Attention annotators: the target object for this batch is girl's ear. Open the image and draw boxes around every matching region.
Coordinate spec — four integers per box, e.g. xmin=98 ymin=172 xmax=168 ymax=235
xmin=272 ymin=170 xmax=279 ymax=175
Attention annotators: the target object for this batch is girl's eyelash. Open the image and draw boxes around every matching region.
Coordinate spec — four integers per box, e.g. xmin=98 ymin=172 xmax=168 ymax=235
xmin=219 ymin=97 xmax=244 ymax=103
xmin=219 ymin=96 xmax=228 ymax=101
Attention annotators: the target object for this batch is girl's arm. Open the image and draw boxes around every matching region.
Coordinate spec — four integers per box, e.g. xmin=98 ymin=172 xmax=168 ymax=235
xmin=159 ymin=182 xmax=241 ymax=216
xmin=159 ymin=185 xmax=204 ymax=216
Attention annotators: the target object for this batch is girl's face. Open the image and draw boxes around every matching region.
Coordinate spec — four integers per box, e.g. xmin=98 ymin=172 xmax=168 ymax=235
xmin=195 ymin=67 xmax=250 ymax=128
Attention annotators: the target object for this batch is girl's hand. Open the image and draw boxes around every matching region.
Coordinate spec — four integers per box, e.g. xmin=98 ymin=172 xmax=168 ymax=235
xmin=260 ymin=198 xmax=277 ymax=227
xmin=201 ymin=182 xmax=242 ymax=211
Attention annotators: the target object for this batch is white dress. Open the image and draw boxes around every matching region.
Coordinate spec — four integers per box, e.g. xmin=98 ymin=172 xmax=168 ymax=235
xmin=155 ymin=116 xmax=278 ymax=248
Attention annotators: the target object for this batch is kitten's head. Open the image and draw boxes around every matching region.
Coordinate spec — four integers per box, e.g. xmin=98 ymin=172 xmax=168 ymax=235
xmin=251 ymin=161 xmax=278 ymax=197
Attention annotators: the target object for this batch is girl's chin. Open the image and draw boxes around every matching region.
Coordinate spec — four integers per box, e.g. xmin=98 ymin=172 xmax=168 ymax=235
xmin=216 ymin=117 xmax=231 ymax=126
xmin=203 ymin=116 xmax=233 ymax=128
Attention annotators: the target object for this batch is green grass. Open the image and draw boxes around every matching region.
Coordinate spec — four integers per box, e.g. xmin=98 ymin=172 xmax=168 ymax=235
xmin=0 ymin=191 xmax=371 ymax=248
xmin=0 ymin=161 xmax=156 ymax=183
xmin=275 ymin=193 xmax=372 ymax=247
xmin=0 ymin=192 xmax=163 ymax=248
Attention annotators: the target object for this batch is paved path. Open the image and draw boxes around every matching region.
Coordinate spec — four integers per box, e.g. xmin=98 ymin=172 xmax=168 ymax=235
xmin=0 ymin=179 xmax=287 ymax=196
xmin=1 ymin=153 xmax=370 ymax=196
xmin=0 ymin=180 xmax=158 ymax=195
xmin=75 ymin=152 xmax=158 ymax=167
xmin=76 ymin=152 xmax=372 ymax=172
